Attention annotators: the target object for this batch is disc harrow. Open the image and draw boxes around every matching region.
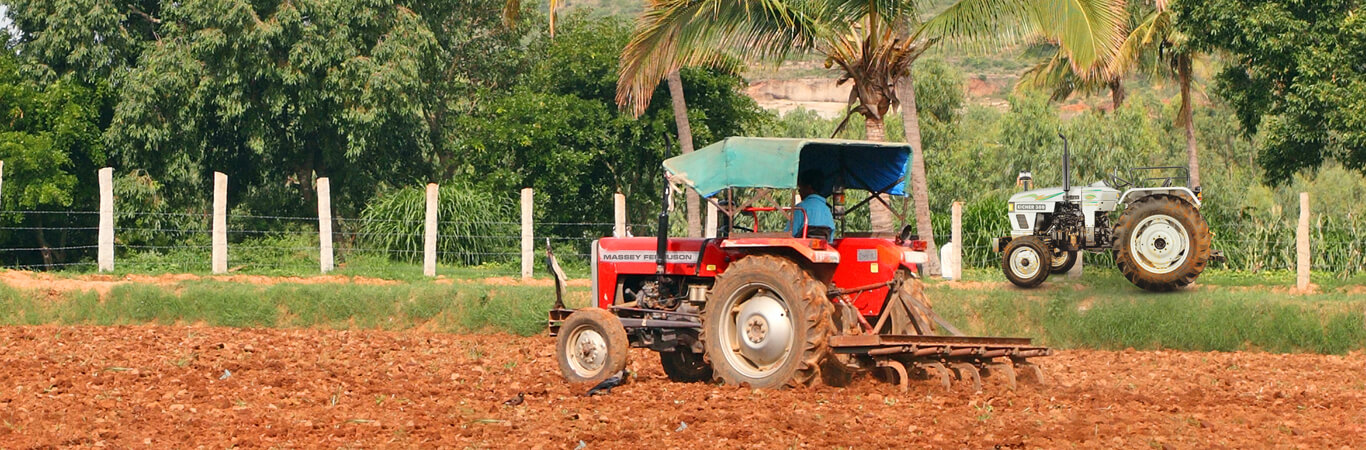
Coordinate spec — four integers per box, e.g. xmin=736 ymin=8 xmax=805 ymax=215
xmin=830 ymin=334 xmax=1051 ymax=392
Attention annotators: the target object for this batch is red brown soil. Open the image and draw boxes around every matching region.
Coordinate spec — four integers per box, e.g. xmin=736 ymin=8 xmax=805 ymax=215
xmin=0 ymin=270 xmax=589 ymax=298
xmin=1 ymin=326 xmax=1362 ymax=448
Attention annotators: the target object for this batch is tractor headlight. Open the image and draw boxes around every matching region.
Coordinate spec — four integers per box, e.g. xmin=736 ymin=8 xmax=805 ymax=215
xmin=1008 ymin=202 xmax=1015 ymax=212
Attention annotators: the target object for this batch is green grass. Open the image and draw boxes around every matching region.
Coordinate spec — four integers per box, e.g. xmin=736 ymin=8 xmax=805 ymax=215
xmin=0 ymin=278 xmax=591 ymax=337
xmin=1 ymin=266 xmax=1361 ymax=354
xmin=929 ymin=268 xmax=1366 ymax=354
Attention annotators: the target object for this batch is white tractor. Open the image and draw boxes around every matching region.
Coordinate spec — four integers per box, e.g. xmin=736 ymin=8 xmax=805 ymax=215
xmin=993 ymin=134 xmax=1219 ymax=291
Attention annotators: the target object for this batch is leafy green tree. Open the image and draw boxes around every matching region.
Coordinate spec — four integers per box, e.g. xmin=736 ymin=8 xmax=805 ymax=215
xmin=105 ymin=0 xmax=443 ymax=216
xmin=1175 ymin=0 xmax=1365 ymax=184
xmin=4 ymin=0 xmax=160 ymax=82
xmin=0 ymin=35 xmax=107 ymax=265
xmin=453 ymin=15 xmax=767 ymax=229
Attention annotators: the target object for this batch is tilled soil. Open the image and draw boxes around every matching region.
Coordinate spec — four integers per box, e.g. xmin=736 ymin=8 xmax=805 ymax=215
xmin=1 ymin=325 xmax=1362 ymax=448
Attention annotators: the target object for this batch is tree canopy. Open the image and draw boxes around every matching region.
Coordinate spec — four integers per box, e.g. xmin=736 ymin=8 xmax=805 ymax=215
xmin=1176 ymin=0 xmax=1365 ymax=184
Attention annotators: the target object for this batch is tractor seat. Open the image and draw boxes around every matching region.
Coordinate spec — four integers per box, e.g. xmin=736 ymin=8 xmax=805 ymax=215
xmin=805 ymin=226 xmax=834 ymax=242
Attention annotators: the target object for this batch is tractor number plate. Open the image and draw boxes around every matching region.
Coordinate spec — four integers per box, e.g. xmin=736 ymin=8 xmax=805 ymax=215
xmin=857 ymin=249 xmax=878 ymax=262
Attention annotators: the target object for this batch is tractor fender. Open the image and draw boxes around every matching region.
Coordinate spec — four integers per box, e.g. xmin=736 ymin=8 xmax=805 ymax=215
xmin=719 ymin=238 xmax=841 ymax=265
xmin=1120 ymin=187 xmax=1200 ymax=208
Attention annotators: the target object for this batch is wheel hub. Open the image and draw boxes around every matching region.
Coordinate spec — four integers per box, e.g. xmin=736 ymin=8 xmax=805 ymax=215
xmin=567 ymin=328 xmax=607 ymax=376
xmin=723 ymin=289 xmax=794 ymax=378
xmin=1130 ymin=214 xmax=1190 ymax=274
xmin=745 ymin=316 xmax=770 ymax=344
xmin=1010 ymin=246 xmax=1041 ymax=278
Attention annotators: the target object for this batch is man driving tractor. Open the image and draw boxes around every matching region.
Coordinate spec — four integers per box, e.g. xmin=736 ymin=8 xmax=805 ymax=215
xmin=788 ymin=169 xmax=835 ymax=240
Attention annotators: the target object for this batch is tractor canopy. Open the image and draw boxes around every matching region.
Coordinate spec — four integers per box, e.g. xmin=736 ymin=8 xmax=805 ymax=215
xmin=663 ymin=137 xmax=912 ymax=197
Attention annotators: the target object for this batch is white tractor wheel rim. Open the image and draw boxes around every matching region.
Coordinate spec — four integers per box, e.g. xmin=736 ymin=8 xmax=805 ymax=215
xmin=566 ymin=326 xmax=608 ymax=377
xmin=719 ymin=284 xmax=794 ymax=379
xmin=1010 ymin=246 xmax=1041 ymax=279
xmin=1129 ymin=214 xmax=1190 ymax=274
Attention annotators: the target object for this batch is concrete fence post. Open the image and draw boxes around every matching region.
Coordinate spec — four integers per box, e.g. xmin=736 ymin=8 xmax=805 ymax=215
xmin=950 ymin=201 xmax=963 ymax=281
xmin=212 ymin=172 xmax=228 ymax=274
xmin=1068 ymin=248 xmax=1084 ymax=279
xmin=317 ymin=177 xmax=334 ymax=273
xmin=705 ymin=201 xmax=718 ymax=239
xmin=97 ymin=167 xmax=114 ymax=272
xmin=521 ymin=188 xmax=534 ymax=280
xmin=1297 ymin=192 xmax=1310 ymax=291
xmin=613 ymin=192 xmax=626 ymax=238
xmin=424 ymin=183 xmax=439 ymax=277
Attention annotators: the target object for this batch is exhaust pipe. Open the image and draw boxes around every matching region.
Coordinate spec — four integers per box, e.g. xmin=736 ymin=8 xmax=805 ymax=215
xmin=1058 ymin=132 xmax=1074 ymax=202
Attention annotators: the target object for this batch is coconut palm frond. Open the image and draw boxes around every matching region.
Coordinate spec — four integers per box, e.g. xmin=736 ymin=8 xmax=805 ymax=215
xmin=616 ymin=0 xmax=826 ymax=116
xmin=917 ymin=0 xmax=1041 ymax=55
xmin=1018 ymin=51 xmax=1111 ymax=101
xmin=1030 ymin=0 xmax=1127 ymax=76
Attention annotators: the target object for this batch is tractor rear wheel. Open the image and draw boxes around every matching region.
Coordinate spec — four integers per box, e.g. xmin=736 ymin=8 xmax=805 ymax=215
xmin=555 ymin=308 xmax=629 ymax=384
xmin=702 ymin=255 xmax=835 ymax=389
xmin=1050 ymin=248 xmax=1078 ymax=274
xmin=1002 ymin=236 xmax=1052 ymax=288
xmin=660 ymin=349 xmax=712 ymax=382
xmin=1114 ymin=195 xmax=1211 ymax=291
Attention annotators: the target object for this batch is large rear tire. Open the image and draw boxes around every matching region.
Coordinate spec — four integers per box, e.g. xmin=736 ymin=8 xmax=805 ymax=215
xmin=1114 ymin=195 xmax=1211 ymax=291
xmin=1002 ymin=236 xmax=1052 ymax=288
xmin=701 ymin=255 xmax=834 ymax=389
xmin=556 ymin=308 xmax=629 ymax=384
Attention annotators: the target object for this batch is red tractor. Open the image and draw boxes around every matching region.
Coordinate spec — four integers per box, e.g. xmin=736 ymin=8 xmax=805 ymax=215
xmin=548 ymin=138 xmax=1049 ymax=391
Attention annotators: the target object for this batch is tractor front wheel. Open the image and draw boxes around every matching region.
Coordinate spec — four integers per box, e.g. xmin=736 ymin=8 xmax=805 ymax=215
xmin=1114 ymin=195 xmax=1211 ymax=291
xmin=702 ymin=255 xmax=834 ymax=389
xmin=555 ymin=308 xmax=629 ymax=384
xmin=1002 ymin=236 xmax=1052 ymax=288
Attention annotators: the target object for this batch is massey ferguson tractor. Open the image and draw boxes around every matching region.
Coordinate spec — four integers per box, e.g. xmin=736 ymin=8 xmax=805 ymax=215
xmin=546 ymin=137 xmax=1050 ymax=391
xmin=994 ymin=134 xmax=1219 ymax=291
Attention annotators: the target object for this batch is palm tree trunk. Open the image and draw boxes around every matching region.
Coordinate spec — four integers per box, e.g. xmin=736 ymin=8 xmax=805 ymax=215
xmin=1109 ymin=78 xmax=1126 ymax=109
xmin=1178 ymin=57 xmax=1200 ymax=188
xmin=897 ymin=74 xmax=941 ymax=276
xmin=865 ymin=116 xmax=896 ymax=234
xmin=667 ymin=70 xmax=702 ymax=237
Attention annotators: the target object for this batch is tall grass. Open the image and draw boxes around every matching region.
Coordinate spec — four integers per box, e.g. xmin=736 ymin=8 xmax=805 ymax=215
xmin=359 ymin=184 xmax=518 ymax=266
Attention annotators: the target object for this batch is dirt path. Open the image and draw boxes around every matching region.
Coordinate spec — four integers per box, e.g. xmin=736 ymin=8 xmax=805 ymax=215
xmin=0 ymin=326 xmax=1362 ymax=448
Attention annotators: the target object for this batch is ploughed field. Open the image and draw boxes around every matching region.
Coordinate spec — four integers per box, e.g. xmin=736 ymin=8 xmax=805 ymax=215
xmin=1 ymin=325 xmax=1362 ymax=448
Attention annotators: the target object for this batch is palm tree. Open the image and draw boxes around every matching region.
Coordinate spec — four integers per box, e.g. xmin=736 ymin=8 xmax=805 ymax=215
xmin=616 ymin=0 xmax=1126 ymax=273
xmin=1109 ymin=0 xmax=1202 ymax=187
xmin=504 ymin=0 xmax=706 ymax=236
xmin=1021 ymin=1 xmax=1203 ymax=187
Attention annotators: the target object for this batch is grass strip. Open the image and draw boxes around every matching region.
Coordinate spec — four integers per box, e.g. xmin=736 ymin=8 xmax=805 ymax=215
xmin=0 ymin=270 xmax=1361 ymax=354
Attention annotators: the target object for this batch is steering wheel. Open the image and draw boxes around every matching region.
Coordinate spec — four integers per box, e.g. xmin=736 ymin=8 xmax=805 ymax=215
xmin=895 ymin=225 xmax=916 ymax=245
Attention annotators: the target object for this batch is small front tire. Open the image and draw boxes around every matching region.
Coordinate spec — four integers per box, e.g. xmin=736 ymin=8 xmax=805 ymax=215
xmin=556 ymin=308 xmax=629 ymax=384
xmin=1002 ymin=236 xmax=1052 ymax=288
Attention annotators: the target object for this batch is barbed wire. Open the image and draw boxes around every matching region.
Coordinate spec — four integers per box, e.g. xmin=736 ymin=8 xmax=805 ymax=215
xmin=1 ymin=208 xmax=1363 ymax=275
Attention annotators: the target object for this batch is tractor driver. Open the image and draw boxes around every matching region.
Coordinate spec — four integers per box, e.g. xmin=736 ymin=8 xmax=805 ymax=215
xmin=789 ymin=170 xmax=835 ymax=240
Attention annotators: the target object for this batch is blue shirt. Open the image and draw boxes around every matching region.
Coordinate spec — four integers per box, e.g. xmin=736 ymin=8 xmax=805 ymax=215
xmin=789 ymin=194 xmax=835 ymax=238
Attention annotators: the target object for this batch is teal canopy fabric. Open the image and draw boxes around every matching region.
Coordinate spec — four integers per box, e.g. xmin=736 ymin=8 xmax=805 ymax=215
xmin=663 ymin=137 xmax=913 ymax=197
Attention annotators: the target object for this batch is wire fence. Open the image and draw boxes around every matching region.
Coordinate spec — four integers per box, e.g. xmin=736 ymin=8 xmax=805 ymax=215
xmin=2 ymin=206 xmax=1363 ymax=278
